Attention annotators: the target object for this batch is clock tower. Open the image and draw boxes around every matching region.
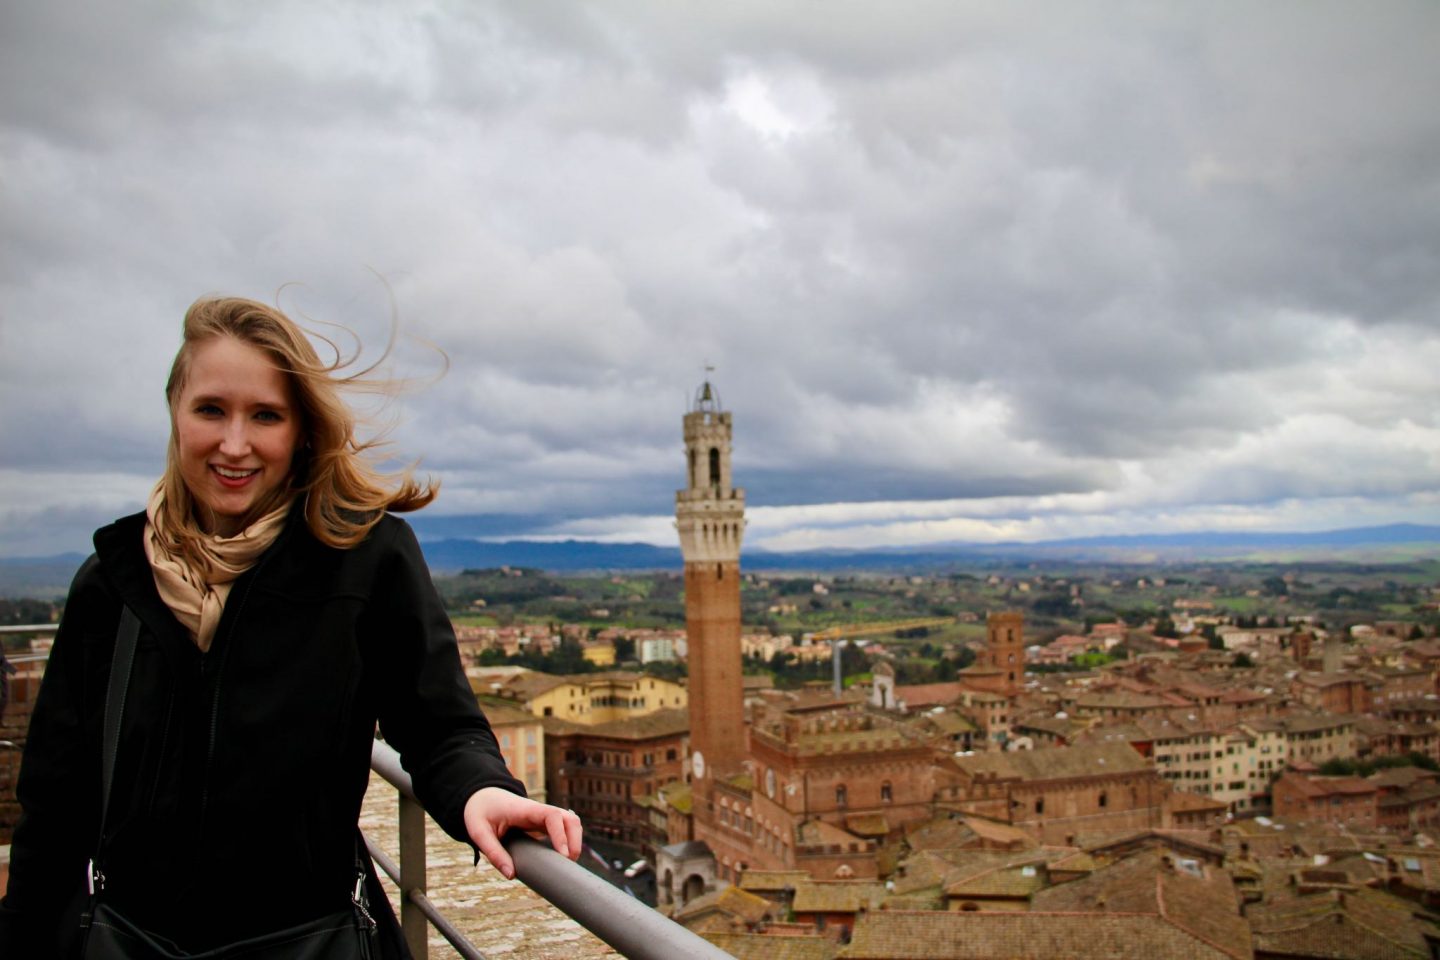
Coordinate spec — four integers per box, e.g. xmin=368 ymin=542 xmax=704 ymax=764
xmin=676 ymin=377 xmax=747 ymax=789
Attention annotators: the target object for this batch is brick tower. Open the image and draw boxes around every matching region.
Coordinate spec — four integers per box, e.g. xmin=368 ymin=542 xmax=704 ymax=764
xmin=676 ymin=378 xmax=747 ymax=789
xmin=984 ymin=611 xmax=1025 ymax=689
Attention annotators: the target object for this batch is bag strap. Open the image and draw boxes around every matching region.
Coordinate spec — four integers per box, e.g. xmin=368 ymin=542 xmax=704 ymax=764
xmin=89 ymin=606 xmax=140 ymax=894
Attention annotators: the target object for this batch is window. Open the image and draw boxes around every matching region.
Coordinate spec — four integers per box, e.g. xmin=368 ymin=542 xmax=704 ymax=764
xmin=881 ymin=782 xmax=893 ymax=803
xmin=1098 ymin=791 xmax=1108 ymax=808
xmin=836 ymin=785 xmax=847 ymax=808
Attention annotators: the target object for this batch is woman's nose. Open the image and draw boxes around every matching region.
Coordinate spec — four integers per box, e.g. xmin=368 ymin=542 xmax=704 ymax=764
xmin=219 ymin=417 xmax=251 ymax=457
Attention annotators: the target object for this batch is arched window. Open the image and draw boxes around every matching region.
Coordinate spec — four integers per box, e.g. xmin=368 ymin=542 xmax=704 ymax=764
xmin=881 ymin=781 xmax=893 ymax=803
xmin=688 ymin=449 xmax=696 ymax=488
xmin=709 ymin=447 xmax=721 ymax=488
xmin=1035 ymin=798 xmax=1044 ymax=814
xmin=1099 ymin=791 xmax=1108 ymax=808
xmin=836 ymin=784 xmax=847 ymax=808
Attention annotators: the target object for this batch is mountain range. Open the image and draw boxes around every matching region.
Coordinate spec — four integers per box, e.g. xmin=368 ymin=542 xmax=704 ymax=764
xmin=3 ymin=523 xmax=1438 ymax=597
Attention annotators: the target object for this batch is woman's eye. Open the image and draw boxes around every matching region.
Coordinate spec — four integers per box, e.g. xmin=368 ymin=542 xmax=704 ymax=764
xmin=195 ymin=404 xmax=223 ymax=417
xmin=255 ymin=410 xmax=284 ymax=423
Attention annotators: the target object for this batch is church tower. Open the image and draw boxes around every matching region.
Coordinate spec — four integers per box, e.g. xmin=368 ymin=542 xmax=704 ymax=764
xmin=676 ymin=378 xmax=747 ymax=787
xmin=984 ymin=611 xmax=1025 ymax=689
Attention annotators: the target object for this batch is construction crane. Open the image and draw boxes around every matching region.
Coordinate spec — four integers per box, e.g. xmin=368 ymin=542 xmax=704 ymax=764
xmin=808 ymin=616 xmax=956 ymax=644
xmin=806 ymin=617 xmax=957 ymax=696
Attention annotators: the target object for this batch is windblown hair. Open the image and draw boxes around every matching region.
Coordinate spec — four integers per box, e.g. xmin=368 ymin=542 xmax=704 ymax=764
xmin=157 ymin=296 xmax=437 ymax=557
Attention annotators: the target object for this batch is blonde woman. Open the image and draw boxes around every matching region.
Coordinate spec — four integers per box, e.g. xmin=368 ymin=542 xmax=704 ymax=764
xmin=1 ymin=297 xmax=581 ymax=958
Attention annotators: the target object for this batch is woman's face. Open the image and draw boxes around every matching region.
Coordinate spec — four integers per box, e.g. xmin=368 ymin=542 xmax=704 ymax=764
xmin=174 ymin=336 xmax=302 ymax=537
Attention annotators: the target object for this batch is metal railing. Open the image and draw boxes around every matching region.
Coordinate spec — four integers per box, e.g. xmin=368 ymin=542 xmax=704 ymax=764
xmin=369 ymin=741 xmax=734 ymax=960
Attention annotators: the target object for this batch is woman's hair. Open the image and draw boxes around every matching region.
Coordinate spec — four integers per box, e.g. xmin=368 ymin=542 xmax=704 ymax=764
xmin=157 ymin=295 xmax=437 ymax=555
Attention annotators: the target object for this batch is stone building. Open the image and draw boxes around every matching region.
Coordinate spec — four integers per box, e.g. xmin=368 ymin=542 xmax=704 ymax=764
xmin=0 ymin=645 xmax=48 ymax=844
xmin=545 ymin=707 xmax=689 ymax=848
xmin=1272 ymin=771 xmax=1379 ymax=828
xmin=475 ymin=667 xmax=686 ymax=724
xmin=940 ymin=743 xmax=1169 ymax=845
xmin=476 ymin=695 xmax=549 ymax=801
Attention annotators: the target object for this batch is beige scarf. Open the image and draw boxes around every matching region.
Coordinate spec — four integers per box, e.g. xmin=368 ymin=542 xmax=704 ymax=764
xmin=143 ymin=485 xmax=292 ymax=652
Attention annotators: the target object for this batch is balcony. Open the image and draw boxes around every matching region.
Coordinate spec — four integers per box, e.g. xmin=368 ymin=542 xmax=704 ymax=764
xmin=368 ymin=741 xmax=735 ymax=959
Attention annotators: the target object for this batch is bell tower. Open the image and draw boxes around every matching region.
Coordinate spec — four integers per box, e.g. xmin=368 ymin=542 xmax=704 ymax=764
xmin=985 ymin=611 xmax=1025 ymax=690
xmin=676 ymin=377 xmax=746 ymax=787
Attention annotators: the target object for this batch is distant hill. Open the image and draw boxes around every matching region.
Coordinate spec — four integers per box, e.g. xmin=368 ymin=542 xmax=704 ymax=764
xmin=413 ymin=523 xmax=1440 ymax=573
xmin=0 ymin=554 xmax=87 ymax=599
xmin=421 ymin=539 xmax=681 ymax=572
xmin=3 ymin=524 xmax=1438 ymax=595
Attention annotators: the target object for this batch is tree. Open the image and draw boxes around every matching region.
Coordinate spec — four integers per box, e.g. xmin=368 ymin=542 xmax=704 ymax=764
xmin=613 ymin=636 xmax=636 ymax=661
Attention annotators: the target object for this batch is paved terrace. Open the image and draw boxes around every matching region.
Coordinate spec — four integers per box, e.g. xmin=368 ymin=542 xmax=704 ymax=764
xmin=360 ymin=769 xmax=620 ymax=960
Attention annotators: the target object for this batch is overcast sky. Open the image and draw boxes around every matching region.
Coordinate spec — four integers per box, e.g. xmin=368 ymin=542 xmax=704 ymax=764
xmin=3 ymin=1 xmax=1439 ymax=557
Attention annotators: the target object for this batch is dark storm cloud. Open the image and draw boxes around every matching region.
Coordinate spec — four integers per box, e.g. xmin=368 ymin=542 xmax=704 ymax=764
xmin=3 ymin=1 xmax=1439 ymax=555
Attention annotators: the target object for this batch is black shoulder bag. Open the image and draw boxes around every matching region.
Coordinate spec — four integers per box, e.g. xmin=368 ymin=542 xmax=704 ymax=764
xmin=79 ymin=607 xmax=381 ymax=959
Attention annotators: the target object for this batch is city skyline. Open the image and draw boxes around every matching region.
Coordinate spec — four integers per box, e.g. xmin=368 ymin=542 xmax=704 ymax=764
xmin=4 ymin=2 xmax=1440 ymax=558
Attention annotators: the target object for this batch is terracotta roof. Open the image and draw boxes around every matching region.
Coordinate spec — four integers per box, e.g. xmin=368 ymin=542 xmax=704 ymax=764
xmin=1031 ymin=849 xmax=1250 ymax=959
xmin=955 ymin=742 xmax=1148 ymax=782
xmin=674 ymin=883 xmax=775 ymax=926
xmin=842 ymin=911 xmax=1240 ymax=959
xmin=500 ymin=671 xmax=571 ymax=700
xmin=961 ymin=817 xmax=1036 ymax=848
xmin=1368 ymin=766 xmax=1439 ymax=790
xmin=661 ymin=781 xmax=692 ymax=814
xmin=1075 ymin=692 xmax=1172 ymax=710
xmin=943 ymin=864 xmax=1046 ymax=900
xmin=904 ymin=817 xmax=980 ymax=852
xmin=738 ymin=870 xmax=810 ymax=894
xmin=475 ymin=695 xmax=545 ymax=726
xmin=797 ymin=819 xmax=867 ymax=849
xmin=919 ymin=711 xmax=978 ymax=735
xmin=889 ymin=849 xmax=968 ymax=895
xmin=1281 ymin=713 xmax=1357 ymax=734
xmin=1248 ymin=887 xmax=1440 ymax=959
xmin=1170 ymin=789 xmax=1230 ymax=813
xmin=792 ymin=880 xmax=886 ymax=914
xmin=703 ymin=932 xmax=836 ymax=960
xmin=1278 ymin=773 xmax=1377 ymax=799
xmin=544 ymin=706 xmax=690 ymax=740
xmin=1048 ymin=850 xmax=1100 ymax=874
xmin=893 ymin=681 xmax=964 ymax=708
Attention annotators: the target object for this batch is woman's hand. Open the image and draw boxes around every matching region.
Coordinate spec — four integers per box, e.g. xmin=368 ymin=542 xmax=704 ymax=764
xmin=463 ymin=787 xmax=583 ymax=880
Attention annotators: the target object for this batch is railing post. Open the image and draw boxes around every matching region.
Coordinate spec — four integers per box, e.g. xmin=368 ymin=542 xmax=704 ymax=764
xmin=399 ymin=790 xmax=429 ymax=960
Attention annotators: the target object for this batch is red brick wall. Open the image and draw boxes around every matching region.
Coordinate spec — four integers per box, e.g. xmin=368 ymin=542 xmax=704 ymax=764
xmin=685 ymin=561 xmax=746 ymax=783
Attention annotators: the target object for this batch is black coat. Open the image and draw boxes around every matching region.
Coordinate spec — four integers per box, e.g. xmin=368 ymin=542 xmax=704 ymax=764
xmin=0 ymin=508 xmax=523 ymax=957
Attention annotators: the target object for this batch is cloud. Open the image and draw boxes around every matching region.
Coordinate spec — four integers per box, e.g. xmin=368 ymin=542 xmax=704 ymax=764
xmin=3 ymin=1 xmax=1440 ymax=557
